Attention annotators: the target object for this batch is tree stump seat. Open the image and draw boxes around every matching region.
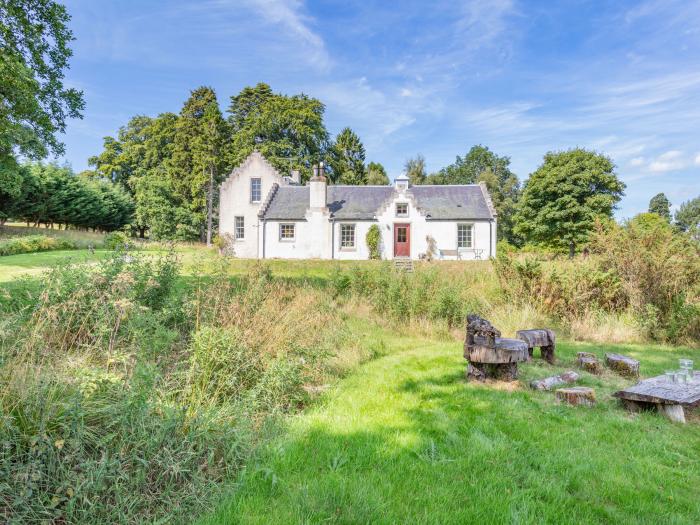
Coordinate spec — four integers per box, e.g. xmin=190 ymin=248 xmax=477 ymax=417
xmin=516 ymin=328 xmax=556 ymax=364
xmin=555 ymin=386 xmax=596 ymax=406
xmin=577 ymin=352 xmax=602 ymax=374
xmin=464 ymin=315 xmax=528 ymax=381
xmin=605 ymin=353 xmax=640 ymax=378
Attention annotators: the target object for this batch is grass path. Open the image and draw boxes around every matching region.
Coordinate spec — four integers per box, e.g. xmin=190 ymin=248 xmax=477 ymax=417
xmin=202 ymin=327 xmax=700 ymax=524
xmin=0 ymin=250 xmax=112 ymax=282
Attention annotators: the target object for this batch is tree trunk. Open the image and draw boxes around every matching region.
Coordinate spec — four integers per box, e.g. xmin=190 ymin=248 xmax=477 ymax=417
xmin=206 ymin=164 xmax=214 ymax=247
xmin=139 ymin=227 xmax=146 ymax=239
xmin=568 ymin=241 xmax=575 ymax=259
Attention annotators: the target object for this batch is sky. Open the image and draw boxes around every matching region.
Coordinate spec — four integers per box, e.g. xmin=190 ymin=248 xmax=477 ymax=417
xmin=58 ymin=0 xmax=700 ymax=219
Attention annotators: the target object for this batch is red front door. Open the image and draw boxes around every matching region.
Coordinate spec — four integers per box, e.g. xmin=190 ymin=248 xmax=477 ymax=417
xmin=394 ymin=223 xmax=410 ymax=257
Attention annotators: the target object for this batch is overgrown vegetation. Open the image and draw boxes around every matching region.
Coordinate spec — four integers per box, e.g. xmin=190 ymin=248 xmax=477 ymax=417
xmin=0 ymin=235 xmax=77 ymax=256
xmin=0 ymin=253 xmax=356 ymax=523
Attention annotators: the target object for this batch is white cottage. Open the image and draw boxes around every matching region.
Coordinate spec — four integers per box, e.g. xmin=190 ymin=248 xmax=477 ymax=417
xmin=219 ymin=151 xmax=497 ymax=260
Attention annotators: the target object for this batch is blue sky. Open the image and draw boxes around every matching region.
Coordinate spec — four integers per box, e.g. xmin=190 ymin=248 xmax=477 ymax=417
xmin=59 ymin=0 xmax=700 ymax=218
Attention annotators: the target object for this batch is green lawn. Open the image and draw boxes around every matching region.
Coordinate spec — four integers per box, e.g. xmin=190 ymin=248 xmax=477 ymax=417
xmin=0 ymin=250 xmax=113 ymax=282
xmin=202 ymin=321 xmax=700 ymax=524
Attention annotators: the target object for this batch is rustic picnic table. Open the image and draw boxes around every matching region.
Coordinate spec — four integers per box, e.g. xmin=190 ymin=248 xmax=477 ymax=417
xmin=613 ymin=373 xmax=700 ymax=423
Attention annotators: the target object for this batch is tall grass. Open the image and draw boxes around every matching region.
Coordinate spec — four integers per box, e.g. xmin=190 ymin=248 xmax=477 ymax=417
xmin=0 ymin=254 xmax=351 ymax=523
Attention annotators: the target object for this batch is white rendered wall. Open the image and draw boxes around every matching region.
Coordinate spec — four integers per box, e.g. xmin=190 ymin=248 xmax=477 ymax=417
xmin=219 ymin=152 xmax=286 ymax=258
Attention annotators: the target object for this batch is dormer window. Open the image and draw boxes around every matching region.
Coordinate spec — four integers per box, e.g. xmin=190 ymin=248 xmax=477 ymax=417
xmin=250 ymin=178 xmax=262 ymax=202
xmin=396 ymin=203 xmax=408 ymax=217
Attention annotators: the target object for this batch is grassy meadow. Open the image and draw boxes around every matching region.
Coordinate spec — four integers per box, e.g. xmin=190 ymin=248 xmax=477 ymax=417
xmin=0 ymin=229 xmax=699 ymax=524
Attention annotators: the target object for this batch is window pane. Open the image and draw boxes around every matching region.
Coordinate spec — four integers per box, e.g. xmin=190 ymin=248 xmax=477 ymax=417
xmin=234 ymin=216 xmax=245 ymax=239
xmin=397 ymin=227 xmax=407 ymax=243
xmin=396 ymin=203 xmax=408 ymax=217
xmin=340 ymin=224 xmax=355 ymax=248
xmin=251 ymin=178 xmax=262 ymax=202
xmin=280 ymin=224 xmax=295 ymax=240
xmin=457 ymin=224 xmax=473 ymax=248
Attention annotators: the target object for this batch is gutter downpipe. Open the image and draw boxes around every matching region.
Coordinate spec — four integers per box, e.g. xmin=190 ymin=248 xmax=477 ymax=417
xmin=331 ymin=217 xmax=336 ymax=260
xmin=489 ymin=219 xmax=493 ymax=259
xmin=261 ymin=218 xmax=266 ymax=259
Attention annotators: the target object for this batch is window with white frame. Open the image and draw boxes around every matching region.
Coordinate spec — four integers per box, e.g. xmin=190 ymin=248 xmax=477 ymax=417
xmin=279 ymin=223 xmax=295 ymax=241
xmin=234 ymin=216 xmax=245 ymax=240
xmin=250 ymin=178 xmax=262 ymax=202
xmin=457 ymin=224 xmax=473 ymax=248
xmin=340 ymin=224 xmax=355 ymax=249
xmin=395 ymin=203 xmax=408 ymax=217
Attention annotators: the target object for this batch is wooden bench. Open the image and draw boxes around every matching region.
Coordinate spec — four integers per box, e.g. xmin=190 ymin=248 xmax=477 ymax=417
xmin=439 ymin=248 xmax=486 ymax=260
xmin=613 ymin=373 xmax=700 ymax=423
xmin=516 ymin=328 xmax=555 ymax=364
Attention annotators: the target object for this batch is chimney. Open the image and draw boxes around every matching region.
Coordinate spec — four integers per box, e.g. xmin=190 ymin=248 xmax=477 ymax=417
xmin=290 ymin=168 xmax=300 ymax=184
xmin=309 ymin=162 xmax=327 ymax=211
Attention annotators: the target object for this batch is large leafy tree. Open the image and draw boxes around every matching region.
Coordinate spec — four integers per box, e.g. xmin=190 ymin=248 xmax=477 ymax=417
xmin=648 ymin=192 xmax=671 ymax=222
xmin=89 ymin=113 xmax=178 ymax=237
xmin=227 ymin=83 xmax=329 ymax=179
xmin=328 ymin=127 xmax=366 ymax=184
xmin=514 ymin=148 xmax=625 ymax=254
xmin=675 ymin=196 xmax=700 ymax=240
xmin=367 ymin=161 xmax=389 ymax=185
xmin=0 ymin=0 xmax=84 ymax=218
xmin=404 ymin=154 xmax=426 ymax=186
xmin=170 ymin=86 xmax=227 ymax=242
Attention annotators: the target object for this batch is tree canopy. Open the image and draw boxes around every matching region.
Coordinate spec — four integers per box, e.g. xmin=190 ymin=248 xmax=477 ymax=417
xmin=404 ymin=155 xmax=426 ymax=186
xmin=648 ymin=192 xmax=671 ymax=221
xmin=514 ymin=148 xmax=625 ymax=252
xmin=366 ymin=162 xmax=389 ymax=185
xmin=226 ymin=83 xmax=328 ymax=180
xmin=0 ymin=0 xmax=84 ymax=218
xmin=328 ymin=127 xmax=366 ymax=184
xmin=675 ymin=196 xmax=700 ymax=240
xmin=5 ymin=163 xmax=133 ymax=230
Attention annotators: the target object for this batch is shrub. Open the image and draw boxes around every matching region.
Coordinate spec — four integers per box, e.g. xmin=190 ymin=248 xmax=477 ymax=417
xmin=103 ymin=231 xmax=130 ymax=250
xmin=366 ymin=224 xmax=381 ymax=260
xmin=0 ymin=235 xmax=76 ymax=256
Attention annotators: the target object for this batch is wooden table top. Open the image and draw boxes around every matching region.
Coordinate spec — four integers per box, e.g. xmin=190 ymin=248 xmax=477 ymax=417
xmin=613 ymin=373 xmax=700 ymax=406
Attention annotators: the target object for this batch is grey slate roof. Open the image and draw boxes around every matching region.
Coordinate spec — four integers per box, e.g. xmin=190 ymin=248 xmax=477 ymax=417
xmin=261 ymin=184 xmax=493 ymax=221
xmin=409 ymin=185 xmax=493 ymax=220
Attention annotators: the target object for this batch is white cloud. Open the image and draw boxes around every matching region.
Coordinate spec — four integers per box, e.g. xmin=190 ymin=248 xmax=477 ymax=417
xmin=242 ymin=0 xmax=330 ymax=70
xmin=630 ymin=157 xmax=645 ymax=167
xmin=648 ymin=150 xmax=686 ymax=172
xmin=695 ymin=153 xmax=700 ymax=165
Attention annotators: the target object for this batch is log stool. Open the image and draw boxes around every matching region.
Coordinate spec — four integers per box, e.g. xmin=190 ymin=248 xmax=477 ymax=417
xmin=605 ymin=353 xmax=640 ymax=378
xmin=555 ymin=387 xmax=596 ymax=406
xmin=577 ymin=352 xmax=602 ymax=374
xmin=516 ymin=328 xmax=556 ymax=364
xmin=464 ymin=314 xmax=528 ymax=381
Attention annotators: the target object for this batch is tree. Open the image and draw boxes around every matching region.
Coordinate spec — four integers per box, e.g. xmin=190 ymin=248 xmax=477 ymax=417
xmin=227 ymin=83 xmax=329 ymax=180
xmin=514 ymin=148 xmax=625 ymax=255
xmin=675 ymin=196 xmax=700 ymax=240
xmin=328 ymin=127 xmax=366 ymax=184
xmin=367 ymin=162 xmax=389 ymax=185
xmin=89 ymin=113 xmax=178 ymax=237
xmin=477 ymin=167 xmax=520 ymax=244
xmin=404 ymin=155 xmax=426 ymax=186
xmin=648 ymin=193 xmax=671 ymax=221
xmin=428 ymin=145 xmax=506 ymax=185
xmin=170 ymin=87 xmax=227 ymax=242
xmin=0 ymin=0 xmax=84 ymax=218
